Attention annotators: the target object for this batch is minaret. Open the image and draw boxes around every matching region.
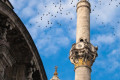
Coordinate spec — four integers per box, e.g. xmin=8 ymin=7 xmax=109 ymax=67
xmin=50 ymin=66 xmax=60 ymax=80
xmin=69 ymin=0 xmax=98 ymax=80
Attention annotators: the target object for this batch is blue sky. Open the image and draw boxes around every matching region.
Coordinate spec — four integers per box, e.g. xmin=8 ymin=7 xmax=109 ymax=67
xmin=9 ymin=0 xmax=120 ymax=80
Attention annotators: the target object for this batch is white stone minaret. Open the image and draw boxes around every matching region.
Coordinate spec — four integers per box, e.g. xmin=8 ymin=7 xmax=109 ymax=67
xmin=50 ymin=66 xmax=60 ymax=80
xmin=69 ymin=0 xmax=98 ymax=80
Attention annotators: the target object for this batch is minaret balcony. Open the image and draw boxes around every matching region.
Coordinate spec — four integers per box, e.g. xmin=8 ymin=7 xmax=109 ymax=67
xmin=69 ymin=40 xmax=98 ymax=68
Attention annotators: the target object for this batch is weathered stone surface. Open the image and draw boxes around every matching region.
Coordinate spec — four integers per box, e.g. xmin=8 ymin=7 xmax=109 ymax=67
xmin=75 ymin=67 xmax=91 ymax=80
xmin=69 ymin=40 xmax=98 ymax=68
xmin=1 ymin=0 xmax=14 ymax=9
xmin=76 ymin=1 xmax=91 ymax=43
xmin=0 ymin=0 xmax=47 ymax=80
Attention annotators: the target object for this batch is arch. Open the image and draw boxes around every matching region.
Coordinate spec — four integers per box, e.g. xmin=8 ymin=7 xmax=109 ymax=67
xmin=0 ymin=1 xmax=47 ymax=80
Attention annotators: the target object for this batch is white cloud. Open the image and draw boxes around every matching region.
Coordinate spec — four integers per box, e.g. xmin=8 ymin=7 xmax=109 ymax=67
xmin=91 ymin=34 xmax=115 ymax=45
xmin=96 ymin=48 xmax=120 ymax=72
xmin=55 ymin=36 xmax=70 ymax=46
xmin=28 ymin=26 xmax=40 ymax=39
xmin=35 ymin=28 xmax=70 ymax=57
xmin=90 ymin=0 xmax=120 ymax=27
xmin=9 ymin=0 xmax=120 ymax=58
xmin=10 ymin=0 xmax=27 ymax=10
xmin=44 ymin=45 xmax=59 ymax=56
xmin=21 ymin=7 xmax=35 ymax=18
xmin=115 ymin=24 xmax=120 ymax=38
xmin=9 ymin=0 xmax=120 ymax=79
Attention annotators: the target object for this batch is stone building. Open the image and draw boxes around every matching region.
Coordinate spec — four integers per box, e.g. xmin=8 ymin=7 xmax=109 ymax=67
xmin=0 ymin=0 xmax=47 ymax=80
xmin=69 ymin=0 xmax=98 ymax=80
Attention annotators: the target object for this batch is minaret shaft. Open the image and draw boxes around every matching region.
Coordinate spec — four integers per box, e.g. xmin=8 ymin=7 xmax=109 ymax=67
xmin=76 ymin=1 xmax=90 ymax=43
xmin=75 ymin=1 xmax=91 ymax=80
xmin=69 ymin=1 xmax=98 ymax=80
xmin=75 ymin=67 xmax=91 ymax=80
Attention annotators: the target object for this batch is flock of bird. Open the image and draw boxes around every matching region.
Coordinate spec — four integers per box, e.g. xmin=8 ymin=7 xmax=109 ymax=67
xmin=91 ymin=0 xmax=120 ymax=36
xmin=30 ymin=0 xmax=120 ymax=36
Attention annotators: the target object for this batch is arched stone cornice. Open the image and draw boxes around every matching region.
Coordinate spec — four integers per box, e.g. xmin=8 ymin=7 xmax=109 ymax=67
xmin=0 ymin=1 xmax=47 ymax=80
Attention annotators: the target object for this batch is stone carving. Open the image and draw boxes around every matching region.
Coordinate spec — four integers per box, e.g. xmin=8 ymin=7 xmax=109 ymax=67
xmin=0 ymin=15 xmax=15 ymax=48
xmin=0 ymin=15 xmax=15 ymax=41
xmin=0 ymin=15 xmax=15 ymax=80
xmin=69 ymin=39 xmax=98 ymax=68
xmin=0 ymin=27 xmax=7 ymax=41
xmin=26 ymin=67 xmax=33 ymax=80
xmin=0 ymin=67 xmax=4 ymax=79
xmin=0 ymin=2 xmax=47 ymax=80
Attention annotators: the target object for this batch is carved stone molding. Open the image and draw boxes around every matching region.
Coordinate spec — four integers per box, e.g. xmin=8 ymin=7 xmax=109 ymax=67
xmin=1 ymin=0 xmax=14 ymax=9
xmin=25 ymin=58 xmax=37 ymax=80
xmin=0 ymin=14 xmax=15 ymax=41
xmin=76 ymin=0 xmax=91 ymax=12
xmin=26 ymin=67 xmax=33 ymax=80
xmin=0 ymin=2 xmax=47 ymax=79
xmin=0 ymin=14 xmax=15 ymax=67
xmin=0 ymin=14 xmax=15 ymax=80
xmin=69 ymin=39 xmax=98 ymax=68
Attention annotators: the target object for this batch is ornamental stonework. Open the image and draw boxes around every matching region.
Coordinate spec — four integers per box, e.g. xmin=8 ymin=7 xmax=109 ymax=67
xmin=69 ymin=38 xmax=98 ymax=68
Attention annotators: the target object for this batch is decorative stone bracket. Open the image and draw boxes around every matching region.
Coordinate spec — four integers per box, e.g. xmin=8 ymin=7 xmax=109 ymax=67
xmin=69 ymin=40 xmax=98 ymax=68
